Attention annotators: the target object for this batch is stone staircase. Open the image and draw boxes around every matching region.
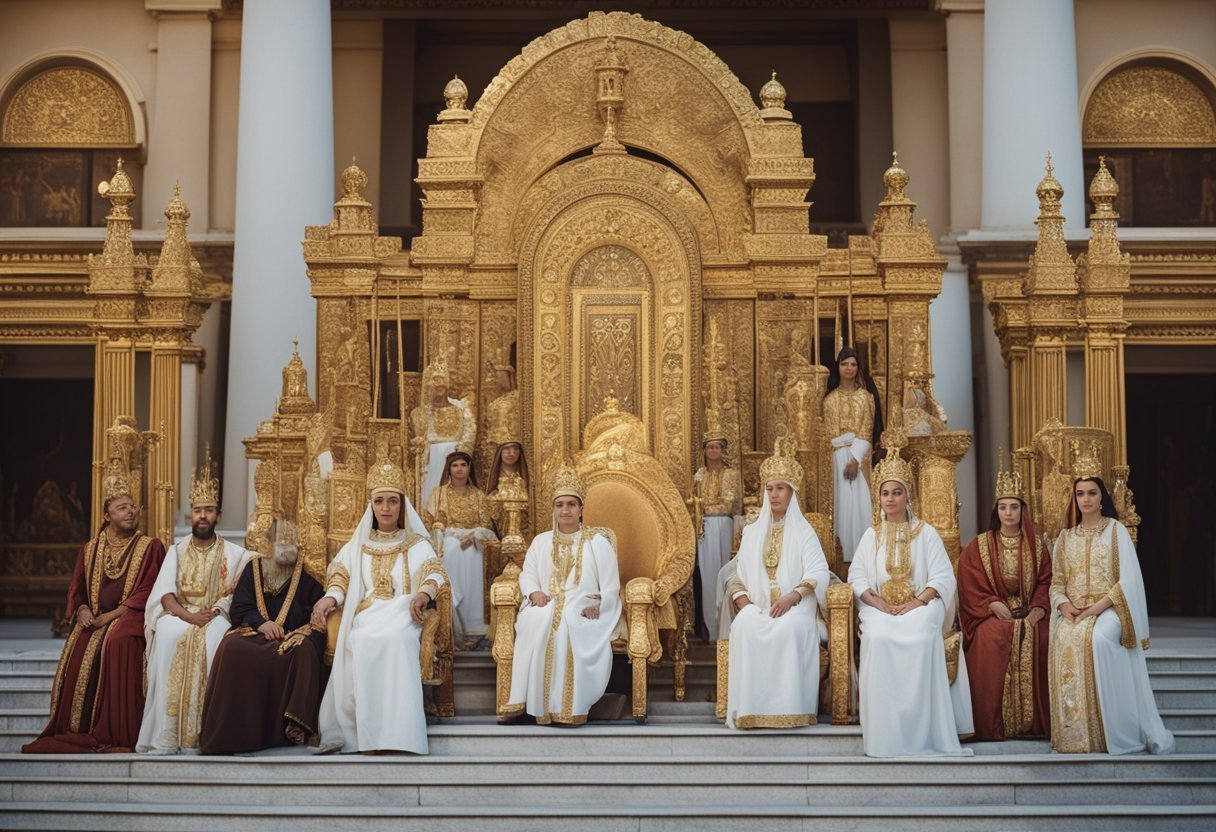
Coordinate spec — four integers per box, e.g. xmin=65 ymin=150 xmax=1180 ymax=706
xmin=1 ymin=640 xmax=1214 ymax=830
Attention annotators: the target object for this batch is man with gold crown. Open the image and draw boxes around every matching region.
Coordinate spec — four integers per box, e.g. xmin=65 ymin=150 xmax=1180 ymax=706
xmin=311 ymin=451 xmax=447 ymax=754
xmin=502 ymin=464 xmax=621 ymax=725
xmin=198 ymin=517 xmax=328 ymax=755
xmin=692 ymin=410 xmax=742 ymax=641
xmin=24 ymin=473 xmax=166 ymax=753
xmin=137 ymin=449 xmax=252 ymax=754
xmin=410 ymin=354 xmax=476 ymax=508
xmin=958 ymin=454 xmax=1053 ymax=742
xmin=1048 ymin=442 xmax=1173 ymax=754
xmin=723 ymin=436 xmax=830 ymax=729
xmin=847 ymin=428 xmax=973 ymax=756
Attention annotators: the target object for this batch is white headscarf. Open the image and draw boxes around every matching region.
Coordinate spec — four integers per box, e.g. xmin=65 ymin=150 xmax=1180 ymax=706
xmin=734 ymin=483 xmax=828 ymax=614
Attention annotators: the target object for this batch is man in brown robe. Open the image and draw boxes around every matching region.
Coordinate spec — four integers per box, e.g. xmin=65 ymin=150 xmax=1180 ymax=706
xmin=958 ymin=489 xmax=1052 ymax=742
xmin=23 ymin=487 xmax=166 ymax=753
xmin=198 ymin=529 xmax=326 ymax=754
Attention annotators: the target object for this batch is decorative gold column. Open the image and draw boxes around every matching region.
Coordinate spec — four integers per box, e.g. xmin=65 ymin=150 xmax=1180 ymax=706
xmin=1077 ymin=158 xmax=1130 ymax=465
xmin=1024 ymin=156 xmax=1077 ymax=435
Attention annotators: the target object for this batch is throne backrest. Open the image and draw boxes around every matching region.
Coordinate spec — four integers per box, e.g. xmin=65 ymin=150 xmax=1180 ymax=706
xmin=583 ymin=475 xmax=664 ymax=585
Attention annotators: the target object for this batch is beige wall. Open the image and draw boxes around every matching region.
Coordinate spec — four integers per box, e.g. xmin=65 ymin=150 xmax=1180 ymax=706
xmin=333 ymin=19 xmax=383 ymax=215
xmin=889 ymin=18 xmax=950 ymax=240
xmin=210 ymin=18 xmax=241 ymax=233
xmin=1076 ymin=0 xmax=1216 ymax=101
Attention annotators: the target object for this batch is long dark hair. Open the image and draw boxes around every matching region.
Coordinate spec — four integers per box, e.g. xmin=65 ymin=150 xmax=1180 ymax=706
xmin=826 ymin=346 xmax=884 ymax=453
xmin=486 ymin=442 xmax=529 ymax=494
xmin=1069 ymin=476 xmax=1119 ymax=527
xmin=439 ymin=451 xmax=479 ymax=488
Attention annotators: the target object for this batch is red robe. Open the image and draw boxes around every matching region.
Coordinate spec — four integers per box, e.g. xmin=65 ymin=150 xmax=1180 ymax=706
xmin=958 ymin=517 xmax=1052 ymax=741
xmin=22 ymin=531 xmax=165 ymax=754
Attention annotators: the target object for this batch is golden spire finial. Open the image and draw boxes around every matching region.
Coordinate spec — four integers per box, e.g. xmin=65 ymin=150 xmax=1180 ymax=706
xmin=189 ymin=443 xmax=221 ymax=508
xmin=164 ymin=181 xmax=189 ymax=222
xmin=758 ymin=69 xmax=791 ymax=121
xmin=1036 ymin=151 xmax=1064 ymax=204
xmin=883 ymin=150 xmax=910 ymax=201
xmin=279 ymin=338 xmax=315 ymax=414
xmin=340 ymin=161 xmax=368 ymax=199
xmin=1088 ymin=155 xmax=1119 ymax=208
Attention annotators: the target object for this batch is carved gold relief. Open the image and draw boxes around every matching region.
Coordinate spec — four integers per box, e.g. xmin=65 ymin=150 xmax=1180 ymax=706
xmin=1083 ymin=65 xmax=1216 ymax=147
xmin=2 ymin=67 xmax=135 ymax=147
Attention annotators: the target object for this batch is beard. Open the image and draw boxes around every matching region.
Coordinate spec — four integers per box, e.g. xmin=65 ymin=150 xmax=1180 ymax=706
xmin=191 ymin=520 xmax=216 ymax=540
xmin=262 ymin=546 xmax=298 ymax=595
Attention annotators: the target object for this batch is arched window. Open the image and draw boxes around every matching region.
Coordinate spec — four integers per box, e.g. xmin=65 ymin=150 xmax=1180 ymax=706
xmin=0 ymin=62 xmax=141 ymax=227
xmin=1082 ymin=60 xmax=1216 ymax=227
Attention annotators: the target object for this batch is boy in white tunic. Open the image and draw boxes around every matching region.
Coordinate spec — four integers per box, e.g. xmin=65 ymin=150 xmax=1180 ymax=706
xmin=503 ymin=466 xmax=621 ymax=725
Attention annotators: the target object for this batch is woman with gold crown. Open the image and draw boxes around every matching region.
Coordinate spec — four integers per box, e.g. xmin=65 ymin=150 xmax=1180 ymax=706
xmin=410 ymin=354 xmax=476 ymax=509
xmin=1047 ymin=444 xmax=1173 ymax=754
xmin=723 ymin=437 xmax=830 ymax=729
xmin=823 ymin=346 xmax=884 ymax=566
xmin=423 ymin=450 xmax=496 ymax=649
xmin=502 ymin=465 xmax=621 ymax=725
xmin=310 ymin=452 xmax=446 ymax=754
xmin=693 ymin=412 xmax=742 ymax=641
xmin=847 ymin=431 xmax=973 ymax=756
xmin=958 ymin=455 xmax=1052 ymax=742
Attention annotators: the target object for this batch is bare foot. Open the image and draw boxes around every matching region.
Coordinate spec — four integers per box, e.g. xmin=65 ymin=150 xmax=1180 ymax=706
xmin=285 ymin=723 xmax=306 ymax=745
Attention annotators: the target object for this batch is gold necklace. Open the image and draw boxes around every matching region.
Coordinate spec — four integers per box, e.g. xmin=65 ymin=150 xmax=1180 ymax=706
xmin=102 ymin=533 xmax=135 ymax=580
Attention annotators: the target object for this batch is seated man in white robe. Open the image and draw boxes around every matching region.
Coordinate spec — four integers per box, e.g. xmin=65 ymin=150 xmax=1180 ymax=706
xmin=724 ymin=438 xmax=830 ymax=729
xmin=311 ymin=454 xmax=446 ymax=754
xmin=847 ymin=439 xmax=973 ymax=757
xmin=503 ymin=466 xmax=621 ymax=725
xmin=138 ymin=454 xmax=251 ymax=754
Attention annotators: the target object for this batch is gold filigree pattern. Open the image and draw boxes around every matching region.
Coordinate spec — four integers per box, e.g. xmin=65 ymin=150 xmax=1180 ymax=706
xmin=2 ymin=66 xmax=135 ymax=146
xmin=1084 ymin=65 xmax=1216 ymax=146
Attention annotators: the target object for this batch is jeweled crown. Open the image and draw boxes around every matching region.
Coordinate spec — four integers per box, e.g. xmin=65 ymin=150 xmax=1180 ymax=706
xmin=758 ymin=434 xmax=803 ymax=491
xmin=872 ymin=420 xmax=914 ymax=493
xmin=189 ymin=443 xmax=220 ymax=507
xmin=103 ymin=466 xmax=132 ymax=502
xmin=422 ymin=354 xmax=450 ymax=391
xmin=551 ymin=464 xmax=586 ymax=503
xmin=1071 ymin=439 xmax=1103 ymax=481
xmin=702 ymin=407 xmax=728 ymax=446
xmin=366 ymin=449 xmax=407 ymax=497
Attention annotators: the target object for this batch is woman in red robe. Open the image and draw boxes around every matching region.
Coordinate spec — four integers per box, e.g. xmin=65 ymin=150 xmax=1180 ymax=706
xmin=22 ymin=491 xmax=165 ymax=754
xmin=958 ymin=465 xmax=1052 ymax=741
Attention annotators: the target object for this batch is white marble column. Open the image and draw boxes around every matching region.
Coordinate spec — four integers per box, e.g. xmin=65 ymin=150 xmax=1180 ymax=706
xmin=222 ymin=0 xmax=334 ymax=523
xmin=981 ymin=0 xmax=1085 ymax=231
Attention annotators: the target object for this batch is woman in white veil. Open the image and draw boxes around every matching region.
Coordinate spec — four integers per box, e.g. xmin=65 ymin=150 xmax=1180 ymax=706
xmin=724 ymin=438 xmax=830 ymax=729
xmin=311 ymin=454 xmax=446 ymax=754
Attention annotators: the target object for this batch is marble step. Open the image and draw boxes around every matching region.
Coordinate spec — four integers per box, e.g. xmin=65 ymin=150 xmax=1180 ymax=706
xmin=1 ymin=800 xmax=1214 ymax=831
xmin=3 ymin=773 xmax=1215 ymax=807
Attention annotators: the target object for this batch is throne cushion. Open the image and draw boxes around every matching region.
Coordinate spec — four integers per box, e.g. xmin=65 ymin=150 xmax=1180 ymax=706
xmin=583 ymin=480 xmax=660 ymax=585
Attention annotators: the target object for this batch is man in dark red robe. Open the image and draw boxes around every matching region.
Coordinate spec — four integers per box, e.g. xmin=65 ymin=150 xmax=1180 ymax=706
xmin=959 ymin=493 xmax=1052 ymax=742
xmin=198 ymin=535 xmax=326 ymax=754
xmin=23 ymin=489 xmax=166 ymax=753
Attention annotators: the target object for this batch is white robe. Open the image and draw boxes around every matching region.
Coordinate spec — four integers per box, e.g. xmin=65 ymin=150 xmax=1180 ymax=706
xmin=726 ymin=490 xmax=830 ymax=729
xmin=831 ymin=433 xmax=871 ymax=562
xmin=507 ymin=529 xmax=621 ymax=724
xmin=698 ymin=515 xmax=734 ymax=639
xmin=317 ymin=506 xmax=445 ymax=754
xmin=1049 ymin=520 xmax=1174 ymax=755
xmin=848 ymin=522 xmax=974 ymax=757
xmin=137 ymin=536 xmax=251 ymax=753
xmin=424 ymin=486 xmax=497 ymax=646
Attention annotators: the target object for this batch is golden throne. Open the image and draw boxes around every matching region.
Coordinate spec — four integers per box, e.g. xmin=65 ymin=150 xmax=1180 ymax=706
xmin=490 ymin=399 xmax=696 ymax=722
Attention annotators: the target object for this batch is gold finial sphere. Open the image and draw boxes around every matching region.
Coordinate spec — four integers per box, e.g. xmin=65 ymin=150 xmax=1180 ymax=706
xmin=1088 ymin=154 xmax=1119 ymax=203
xmin=759 ymin=70 xmax=787 ymax=110
xmin=1036 ymin=151 xmax=1064 ymax=202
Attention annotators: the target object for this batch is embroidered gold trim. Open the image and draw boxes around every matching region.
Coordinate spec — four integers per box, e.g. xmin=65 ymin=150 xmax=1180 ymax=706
xmin=326 ymin=564 xmax=350 ymax=596
xmin=734 ymin=713 xmax=817 ymax=729
xmin=68 ymin=627 xmax=105 ymax=732
xmin=1108 ymin=583 xmax=1135 ymax=649
xmin=254 ymin=558 xmax=304 ymax=627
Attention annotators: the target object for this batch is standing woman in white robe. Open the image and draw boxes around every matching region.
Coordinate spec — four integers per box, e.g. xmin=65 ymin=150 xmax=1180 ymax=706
xmin=823 ymin=347 xmax=883 ymax=564
xmin=848 ymin=445 xmax=973 ymax=757
xmin=423 ymin=451 xmax=497 ymax=648
xmin=1049 ymin=471 xmax=1173 ymax=755
xmin=725 ymin=441 xmax=830 ymax=729
xmin=311 ymin=456 xmax=446 ymax=754
xmin=503 ymin=466 xmax=621 ymax=725
xmin=693 ymin=423 xmax=742 ymax=641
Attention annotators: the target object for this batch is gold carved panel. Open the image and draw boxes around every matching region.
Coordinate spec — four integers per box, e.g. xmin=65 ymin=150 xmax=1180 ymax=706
xmin=1083 ymin=65 xmax=1216 ymax=147
xmin=2 ymin=67 xmax=135 ymax=147
xmin=578 ymin=300 xmax=646 ymax=433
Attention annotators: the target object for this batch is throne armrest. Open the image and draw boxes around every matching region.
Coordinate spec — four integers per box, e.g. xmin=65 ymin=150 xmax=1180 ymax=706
xmin=491 ymin=564 xmax=523 ymax=718
xmin=826 ymin=582 xmax=856 ymax=725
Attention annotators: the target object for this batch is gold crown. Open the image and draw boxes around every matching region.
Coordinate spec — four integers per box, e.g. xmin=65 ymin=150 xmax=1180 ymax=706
xmin=758 ymin=434 xmax=803 ymax=491
xmin=551 ymin=463 xmax=586 ymax=503
xmin=189 ymin=443 xmax=220 ymax=507
xmin=872 ymin=416 xmax=914 ymax=494
xmin=994 ymin=455 xmax=1024 ymax=503
xmin=366 ymin=444 xmax=407 ymax=498
xmin=422 ymin=354 xmax=451 ymax=390
xmin=1071 ymin=439 xmax=1103 ymax=481
xmin=702 ymin=407 xmax=728 ymax=446
xmin=102 ymin=465 xmax=132 ymax=502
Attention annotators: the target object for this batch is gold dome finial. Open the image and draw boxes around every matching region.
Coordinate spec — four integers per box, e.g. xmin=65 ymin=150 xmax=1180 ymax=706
xmin=1036 ymin=151 xmax=1064 ymax=203
xmin=758 ymin=70 xmax=792 ymax=122
xmin=883 ymin=150 xmax=910 ymax=200
xmin=98 ymin=157 xmax=134 ymax=201
xmin=438 ymin=74 xmax=471 ymax=123
xmin=1088 ymin=155 xmax=1119 ymax=209
xmin=164 ymin=181 xmax=189 ymax=223
xmin=340 ymin=161 xmax=368 ymax=199
xmin=758 ymin=434 xmax=804 ymax=492
xmin=189 ymin=443 xmax=220 ymax=508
